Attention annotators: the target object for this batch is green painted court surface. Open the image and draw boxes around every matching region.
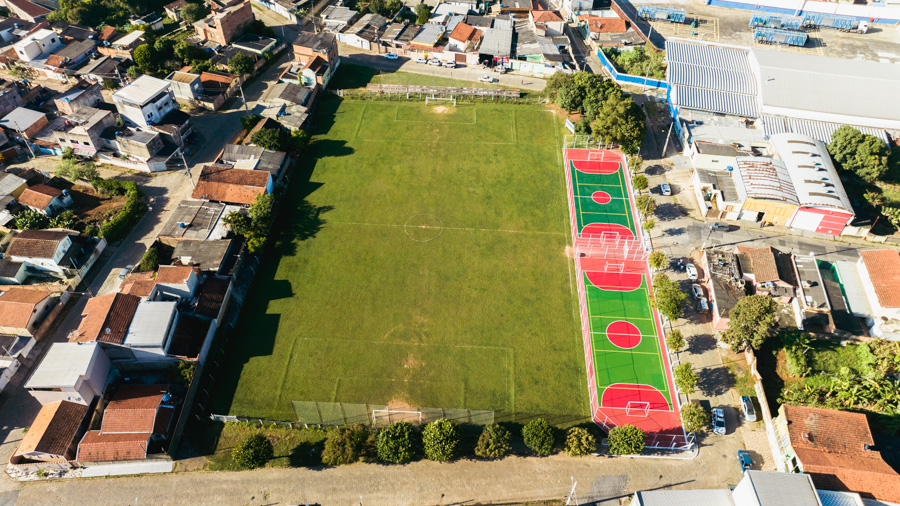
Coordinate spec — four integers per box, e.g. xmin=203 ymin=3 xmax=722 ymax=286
xmin=584 ymin=275 xmax=672 ymax=407
xmin=212 ymin=98 xmax=588 ymax=421
xmin=570 ymin=162 xmax=636 ymax=235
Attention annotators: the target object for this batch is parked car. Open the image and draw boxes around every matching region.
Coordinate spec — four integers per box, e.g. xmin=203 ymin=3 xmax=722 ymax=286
xmin=691 ymin=283 xmax=703 ymax=299
xmin=384 ymin=53 xmax=398 ymax=60
xmin=712 ymin=408 xmax=726 ymax=435
xmin=428 ymin=59 xmax=442 ymax=66
xmin=741 ymin=396 xmax=757 ymax=422
xmin=442 ymin=61 xmax=456 ymax=68
xmin=660 ymin=182 xmax=672 ymax=196
xmin=737 ymin=450 xmax=753 ymax=471
xmin=686 ymin=263 xmax=698 ymax=280
xmin=697 ymin=297 xmax=709 ymax=313
xmin=414 ymin=57 xmax=428 ymax=64
xmin=479 ymin=74 xmax=494 ymax=83
xmin=709 ymin=221 xmax=730 ymax=232
xmin=118 ymin=265 xmax=135 ymax=279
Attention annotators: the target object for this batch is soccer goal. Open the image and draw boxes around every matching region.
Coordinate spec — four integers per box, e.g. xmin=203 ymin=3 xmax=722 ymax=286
xmin=625 ymin=401 xmax=651 ymax=417
xmin=425 ymin=95 xmax=457 ymax=106
xmin=372 ymin=408 xmax=424 ymax=426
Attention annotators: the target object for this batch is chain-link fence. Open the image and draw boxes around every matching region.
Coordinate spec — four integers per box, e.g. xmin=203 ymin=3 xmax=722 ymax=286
xmin=292 ymin=401 xmax=494 ymax=427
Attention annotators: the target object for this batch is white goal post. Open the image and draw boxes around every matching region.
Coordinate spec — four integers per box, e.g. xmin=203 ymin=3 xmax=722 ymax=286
xmin=425 ymin=95 xmax=457 ymax=106
xmin=625 ymin=401 xmax=651 ymax=417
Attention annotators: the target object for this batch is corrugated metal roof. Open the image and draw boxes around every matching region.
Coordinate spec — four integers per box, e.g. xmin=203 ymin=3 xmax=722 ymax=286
xmin=835 ymin=260 xmax=873 ymax=318
xmin=671 ymin=84 xmax=758 ymax=118
xmin=666 ymin=41 xmax=758 ymax=118
xmin=668 ymin=64 xmax=757 ymax=96
xmin=635 ymin=489 xmax=734 ymax=506
xmin=736 ymin=156 xmax=798 ymax=205
xmin=770 ymin=133 xmax=852 ymax=213
xmin=479 ymin=27 xmax=512 ymax=57
xmin=818 ymin=489 xmax=865 ymax=506
xmin=666 ymin=40 xmax=752 ymax=72
xmin=760 ymin=115 xmax=889 ymax=146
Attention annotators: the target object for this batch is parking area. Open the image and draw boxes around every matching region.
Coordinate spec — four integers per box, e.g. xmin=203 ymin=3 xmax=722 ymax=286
xmin=647 ymin=14 xmax=720 ymax=42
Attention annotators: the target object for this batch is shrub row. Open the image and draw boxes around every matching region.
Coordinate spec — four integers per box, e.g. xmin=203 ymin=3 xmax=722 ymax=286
xmin=92 ymin=178 xmax=147 ymax=242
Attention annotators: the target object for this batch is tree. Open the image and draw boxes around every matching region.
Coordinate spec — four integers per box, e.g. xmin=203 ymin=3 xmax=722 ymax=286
xmin=674 ymin=363 xmax=698 ymax=394
xmin=228 ymin=52 xmax=254 ymax=76
xmin=564 ymin=427 xmax=597 ymax=457
xmin=61 ymin=147 xmax=75 ymax=160
xmin=232 ymin=432 xmax=273 ymax=469
xmin=180 ymin=2 xmax=209 ymax=23
xmin=721 ymin=294 xmax=779 ymax=352
xmin=8 ymin=63 xmax=36 ymax=81
xmin=175 ymin=41 xmax=205 ymax=64
xmin=74 ymin=162 xmax=98 ymax=181
xmin=414 ymin=3 xmax=431 ymax=24
xmin=652 ymin=273 xmax=686 ymax=322
xmin=376 ymin=421 xmax=416 ymax=464
xmin=555 ymin=85 xmax=584 ymax=113
xmin=642 ymin=220 xmax=655 ymax=232
xmin=166 ymin=359 xmax=196 ymax=384
xmin=240 ymin=114 xmax=262 ymax=132
xmin=102 ymin=78 xmax=118 ymax=90
xmin=222 ymin=211 xmax=253 ymax=237
xmin=591 ymin=91 xmax=646 ymax=155
xmin=632 ymin=174 xmax=648 ymax=192
xmin=607 ymin=424 xmax=644 ymax=455
xmin=55 ymin=159 xmax=77 ymax=179
xmin=522 ymin=418 xmax=554 ymax=456
xmin=474 ymin=424 xmax=510 ymax=459
xmin=126 ymin=65 xmax=143 ymax=80
xmin=665 ymin=329 xmax=685 ymax=353
xmin=290 ymin=129 xmax=310 ymax=152
xmin=635 ymin=195 xmax=656 ymax=216
xmin=421 ymin=418 xmax=460 ymax=462
xmin=321 ymin=424 xmax=370 ymax=466
xmin=16 ymin=209 xmax=48 ymax=230
xmin=385 ymin=0 xmax=402 ymax=13
xmin=244 ymin=20 xmax=275 ymax=38
xmin=134 ymin=44 xmax=154 ymax=72
xmin=828 ymin=125 xmax=889 ymax=182
xmin=250 ymin=128 xmax=283 ymax=151
xmin=136 ymin=244 xmax=159 ymax=271
xmin=680 ymin=403 xmax=710 ymax=433
xmin=50 ymin=210 xmax=76 ymax=229
xmin=648 ymin=250 xmax=666 ymax=271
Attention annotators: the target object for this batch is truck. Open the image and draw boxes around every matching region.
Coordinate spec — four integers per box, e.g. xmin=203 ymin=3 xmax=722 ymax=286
xmin=753 ymin=27 xmax=809 ymax=47
xmin=637 ymin=5 xmax=687 ymax=24
xmin=802 ymin=12 xmax=868 ymax=33
xmin=749 ymin=14 xmax=803 ymax=30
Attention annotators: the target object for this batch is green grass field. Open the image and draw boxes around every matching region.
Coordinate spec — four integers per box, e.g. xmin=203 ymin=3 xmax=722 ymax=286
xmin=211 ymin=97 xmax=588 ymax=421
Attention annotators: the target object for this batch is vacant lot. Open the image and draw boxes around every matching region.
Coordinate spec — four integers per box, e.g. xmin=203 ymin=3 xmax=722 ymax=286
xmin=212 ymin=96 xmax=587 ymax=422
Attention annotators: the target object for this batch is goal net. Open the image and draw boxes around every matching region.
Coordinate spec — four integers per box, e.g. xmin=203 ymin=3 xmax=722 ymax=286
xmin=575 ymin=234 xmax=648 ymax=261
xmin=626 ymin=401 xmax=651 ymax=417
xmin=372 ymin=409 xmax=423 ymax=426
xmin=425 ymin=96 xmax=457 ymax=106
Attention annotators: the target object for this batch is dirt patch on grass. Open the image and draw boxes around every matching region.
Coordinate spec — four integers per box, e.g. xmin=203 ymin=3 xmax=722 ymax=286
xmin=403 ymin=354 xmax=422 ymax=369
xmin=432 ymin=106 xmax=450 ymax=114
xmin=564 ymin=246 xmax=574 ymax=258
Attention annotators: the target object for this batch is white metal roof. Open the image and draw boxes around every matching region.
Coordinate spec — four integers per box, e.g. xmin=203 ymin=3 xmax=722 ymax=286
xmin=0 ymin=107 xmax=45 ymax=130
xmin=124 ymin=300 xmax=176 ymax=348
xmin=112 ymin=75 xmax=171 ymax=106
xmin=835 ymin=260 xmax=873 ymax=318
xmin=761 ymin=115 xmax=890 ymax=146
xmin=479 ymin=27 xmax=512 ymax=56
xmin=769 ymin=133 xmax=852 ymax=213
xmin=25 ymin=342 xmax=99 ymax=389
xmin=750 ymin=48 xmax=900 ymax=130
xmin=818 ymin=490 xmax=865 ymax=506
xmin=112 ymin=30 xmax=144 ymax=48
xmin=634 ymin=489 xmax=735 ymax=506
xmin=741 ymin=470 xmax=823 ymax=506
xmin=666 ymin=40 xmax=758 ymax=118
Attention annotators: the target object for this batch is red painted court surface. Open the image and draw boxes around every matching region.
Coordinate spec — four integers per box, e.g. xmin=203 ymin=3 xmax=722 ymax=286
xmin=564 ymin=148 xmax=684 ymax=438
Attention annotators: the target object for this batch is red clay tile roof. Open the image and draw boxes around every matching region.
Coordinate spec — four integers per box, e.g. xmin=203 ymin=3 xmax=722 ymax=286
xmin=5 ymin=0 xmax=51 ymax=19
xmin=156 ymin=265 xmax=196 ymax=286
xmin=102 ymin=385 xmax=169 ymax=434
xmin=200 ymin=71 xmax=237 ymax=85
xmin=191 ymin=165 xmax=269 ymax=205
xmin=98 ymin=26 xmax=117 ymax=41
xmin=14 ymin=400 xmax=88 ymax=458
xmin=448 ymin=22 xmax=482 ymax=43
xmin=859 ymin=250 xmax=900 ymax=308
xmin=532 ymin=10 xmax=563 ymax=23
xmin=70 ymin=293 xmax=141 ymax=344
xmin=77 ymin=431 xmax=150 ymax=462
xmin=17 ymin=184 xmax=61 ymax=210
xmin=578 ymin=14 xmax=627 ymax=34
xmin=120 ymin=271 xmax=157 ymax=297
xmin=45 ymin=55 xmax=65 ymax=68
xmin=6 ymin=229 xmax=70 ymax=259
xmin=194 ymin=276 xmax=229 ymax=319
xmin=783 ymin=405 xmax=900 ymax=502
xmin=0 ymin=287 xmax=51 ymax=329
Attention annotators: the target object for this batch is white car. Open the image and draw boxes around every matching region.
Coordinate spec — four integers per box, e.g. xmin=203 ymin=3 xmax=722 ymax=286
xmin=442 ymin=61 xmax=456 ymax=68
xmin=660 ymin=182 xmax=672 ymax=196
xmin=118 ymin=265 xmax=135 ymax=279
xmin=691 ymin=283 xmax=703 ymax=299
xmin=478 ymin=74 xmax=494 ymax=83
xmin=428 ymin=59 xmax=442 ymax=66
xmin=384 ymin=53 xmax=398 ymax=60
xmin=686 ymin=263 xmax=698 ymax=281
xmin=414 ymin=57 xmax=428 ymax=64
xmin=712 ymin=408 xmax=726 ymax=435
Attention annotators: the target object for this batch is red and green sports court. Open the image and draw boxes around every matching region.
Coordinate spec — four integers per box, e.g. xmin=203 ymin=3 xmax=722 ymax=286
xmin=564 ymin=149 xmax=684 ymax=440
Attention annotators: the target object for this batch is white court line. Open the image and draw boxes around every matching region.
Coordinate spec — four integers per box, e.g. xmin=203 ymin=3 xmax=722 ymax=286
xmin=330 ymin=221 xmax=566 ymax=236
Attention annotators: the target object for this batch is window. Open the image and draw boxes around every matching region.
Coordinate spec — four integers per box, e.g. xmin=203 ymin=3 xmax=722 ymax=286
xmin=83 ymin=141 xmax=90 ymax=146
xmin=58 ymin=138 xmax=65 ymax=142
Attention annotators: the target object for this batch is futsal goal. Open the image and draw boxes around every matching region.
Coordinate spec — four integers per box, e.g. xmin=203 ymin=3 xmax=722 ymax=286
xmin=425 ymin=95 xmax=457 ymax=106
xmin=625 ymin=401 xmax=651 ymax=417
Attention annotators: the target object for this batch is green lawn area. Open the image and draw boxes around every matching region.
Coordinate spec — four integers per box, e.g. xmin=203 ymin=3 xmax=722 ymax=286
xmin=204 ymin=422 xmax=327 ymax=470
xmin=211 ymin=96 xmax=587 ymax=422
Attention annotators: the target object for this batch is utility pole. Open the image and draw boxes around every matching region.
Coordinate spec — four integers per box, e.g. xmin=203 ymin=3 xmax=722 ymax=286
xmin=180 ymin=148 xmax=194 ymax=189
xmin=238 ymin=83 xmax=249 ymax=114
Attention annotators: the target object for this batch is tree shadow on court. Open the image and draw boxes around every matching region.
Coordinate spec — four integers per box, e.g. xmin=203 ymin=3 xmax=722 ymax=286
xmin=687 ymin=333 xmax=718 ymax=354
xmin=697 ymin=366 xmax=735 ymax=397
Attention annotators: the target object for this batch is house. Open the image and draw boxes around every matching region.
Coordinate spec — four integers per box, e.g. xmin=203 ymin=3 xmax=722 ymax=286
xmin=232 ymin=33 xmax=277 ymax=54
xmin=163 ymin=0 xmax=189 ymax=20
xmin=131 ymin=12 xmax=164 ymax=31
xmin=165 ymin=71 xmax=203 ymax=104
xmin=577 ymin=14 xmax=627 ymax=42
xmin=11 ymin=28 xmax=60 ymax=61
xmin=559 ymin=0 xmax=593 ymax=17
xmin=260 ymin=81 xmax=309 ymax=107
xmin=0 ymin=170 xmax=27 ymax=204
xmin=194 ymin=1 xmax=254 ymax=46
xmin=13 ymin=400 xmax=88 ymax=461
xmin=153 ymin=264 xmax=199 ymax=300
xmin=793 ymin=253 xmax=833 ymax=332
xmin=191 ymin=165 xmax=272 ymax=205
xmin=773 ymin=404 xmax=900 ymax=503
xmin=292 ymin=31 xmax=339 ymax=84
xmin=0 ymin=286 xmax=55 ymax=336
xmin=0 ymin=80 xmax=24 ymax=118
xmin=7 ymin=229 xmax=78 ymax=276
xmin=209 ymin=44 xmax=263 ymax=74
xmin=157 ymin=200 xmax=229 ymax=245
xmin=2 ymin=0 xmax=50 ymax=23
xmin=337 ymin=13 xmax=388 ymax=51
xmin=167 ymin=313 xmax=213 ymax=360
xmin=69 ymin=292 xmax=141 ymax=344
xmin=0 ymin=17 xmax=37 ymax=43
xmin=98 ymin=30 xmax=144 ymax=60
xmin=146 ymin=108 xmax=193 ymax=148
xmin=700 ymin=248 xmax=746 ymax=331
xmin=258 ymin=82 xmax=314 ymax=130
xmin=35 ymin=107 xmax=116 ymax=157
xmin=16 ymin=184 xmax=72 ymax=216
xmin=381 ymin=23 xmax=420 ymax=48
xmin=631 ymin=470 xmax=830 ymax=506
xmin=478 ymin=22 xmax=513 ymax=60
xmin=120 ymin=299 xmax=179 ymax=360
xmin=854 ymin=250 xmax=900 ymax=339
xmin=53 ymin=83 xmax=103 ymax=115
xmin=192 ymin=275 xmax=231 ymax=322
xmin=197 ymin=71 xmax=240 ymax=111
xmin=76 ymin=384 xmax=174 ymax=463
xmin=119 ymin=271 xmax=158 ymax=298
xmin=530 ymin=10 xmax=564 ymax=37
xmin=75 ymin=56 xmax=123 ymax=85
xmin=25 ymin=342 xmax=111 ymax=405
xmin=411 ymin=23 xmax=443 ymax=48
xmin=220 ymin=143 xmax=288 ymax=181
xmin=319 ymin=5 xmax=358 ymax=32
xmin=46 ymin=38 xmax=96 ymax=70
xmin=447 ymin=22 xmax=482 ymax=52
xmin=97 ymin=128 xmax=177 ymax=173
xmin=734 ymin=246 xmax=796 ymax=298
xmin=0 ymin=107 xmax=48 ymax=139
xmin=171 ymin=239 xmax=235 ymax=274
xmin=97 ymin=26 xmax=118 ymax=43
xmin=112 ymin=75 xmax=178 ymax=128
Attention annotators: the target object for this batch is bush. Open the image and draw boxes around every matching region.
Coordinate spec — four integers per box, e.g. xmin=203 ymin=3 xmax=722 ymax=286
xmin=607 ymin=424 xmax=644 ymax=455
xmin=92 ymin=178 xmax=146 ymax=242
xmin=632 ymin=174 xmax=648 ymax=191
xmin=564 ymin=427 xmax=597 ymax=457
xmin=666 ymin=329 xmax=685 ymax=353
xmin=166 ymin=360 xmax=195 ymax=385
xmin=61 ymin=147 xmax=75 ymax=160
xmin=16 ymin=209 xmax=48 ymax=230
xmin=240 ymin=114 xmax=262 ymax=132
xmin=102 ymin=78 xmax=118 ymax=90
xmin=91 ymin=177 xmax=135 ymax=197
xmin=136 ymin=244 xmax=159 ymax=272
xmin=321 ymin=424 xmax=370 ymax=466
xmin=674 ymin=362 xmax=698 ymax=394
xmin=228 ymin=52 xmax=255 ymax=76
xmin=680 ymin=403 xmax=710 ymax=433
xmin=232 ymin=432 xmax=273 ymax=469
xmin=522 ymin=418 xmax=554 ymax=456
xmin=474 ymin=424 xmax=510 ymax=459
xmin=250 ymin=128 xmax=284 ymax=151
xmin=376 ymin=421 xmax=416 ymax=464
xmin=50 ymin=210 xmax=76 ymax=229
xmin=421 ymin=418 xmax=460 ymax=462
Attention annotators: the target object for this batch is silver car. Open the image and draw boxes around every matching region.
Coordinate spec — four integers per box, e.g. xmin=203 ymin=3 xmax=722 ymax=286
xmin=691 ymin=283 xmax=703 ymax=299
xmin=686 ymin=263 xmax=698 ymax=280
xmin=660 ymin=183 xmax=671 ymax=196
xmin=713 ymin=408 xmax=726 ymax=435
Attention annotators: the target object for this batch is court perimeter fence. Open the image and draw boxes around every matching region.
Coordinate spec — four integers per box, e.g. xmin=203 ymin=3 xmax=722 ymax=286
xmin=365 ymin=83 xmax=521 ymax=98
xmin=211 ymin=402 xmax=494 ymax=428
